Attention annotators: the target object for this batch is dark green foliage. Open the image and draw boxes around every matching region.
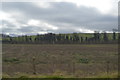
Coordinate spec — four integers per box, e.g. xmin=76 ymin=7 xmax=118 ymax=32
xmin=113 ymin=32 xmax=116 ymax=40
xmin=2 ymin=32 xmax=118 ymax=44
xmin=103 ymin=32 xmax=108 ymax=42
xmin=78 ymin=58 xmax=89 ymax=64
xmin=3 ymin=58 xmax=20 ymax=63
xmin=73 ymin=33 xmax=80 ymax=43
xmin=94 ymin=31 xmax=100 ymax=42
xmin=81 ymin=37 xmax=83 ymax=43
xmin=85 ymin=37 xmax=88 ymax=42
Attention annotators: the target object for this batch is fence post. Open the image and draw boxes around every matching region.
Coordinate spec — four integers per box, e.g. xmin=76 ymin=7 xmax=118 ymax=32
xmin=32 ymin=56 xmax=37 ymax=75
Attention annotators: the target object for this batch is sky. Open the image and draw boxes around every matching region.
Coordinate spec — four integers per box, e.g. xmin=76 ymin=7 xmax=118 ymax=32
xmin=0 ymin=0 xmax=119 ymax=35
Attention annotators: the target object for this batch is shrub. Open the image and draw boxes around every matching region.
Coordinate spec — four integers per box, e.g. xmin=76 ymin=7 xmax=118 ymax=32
xmin=78 ymin=58 xmax=89 ymax=63
xmin=3 ymin=58 xmax=20 ymax=63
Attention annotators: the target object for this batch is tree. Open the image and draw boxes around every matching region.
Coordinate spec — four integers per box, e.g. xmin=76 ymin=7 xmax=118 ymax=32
xmin=113 ymin=32 xmax=116 ymax=40
xmin=64 ymin=35 xmax=69 ymax=44
xmin=94 ymin=31 xmax=100 ymax=42
xmin=29 ymin=37 xmax=32 ymax=42
xmin=9 ymin=37 xmax=13 ymax=44
xmin=81 ymin=37 xmax=83 ymax=43
xmin=57 ymin=34 xmax=63 ymax=44
xmin=73 ymin=33 xmax=80 ymax=43
xmin=85 ymin=37 xmax=88 ymax=43
xmin=25 ymin=35 xmax=28 ymax=43
xmin=103 ymin=31 xmax=108 ymax=42
xmin=44 ymin=33 xmax=56 ymax=44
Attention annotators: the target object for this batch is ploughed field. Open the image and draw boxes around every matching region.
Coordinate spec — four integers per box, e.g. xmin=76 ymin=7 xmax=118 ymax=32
xmin=2 ymin=44 xmax=118 ymax=78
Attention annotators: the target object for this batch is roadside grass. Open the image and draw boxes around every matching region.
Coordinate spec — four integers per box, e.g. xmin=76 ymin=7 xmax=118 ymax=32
xmin=89 ymin=72 xmax=118 ymax=78
xmin=2 ymin=71 xmax=118 ymax=78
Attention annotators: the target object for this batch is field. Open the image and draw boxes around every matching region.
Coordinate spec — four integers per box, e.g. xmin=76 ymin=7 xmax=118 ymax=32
xmin=2 ymin=44 xmax=118 ymax=78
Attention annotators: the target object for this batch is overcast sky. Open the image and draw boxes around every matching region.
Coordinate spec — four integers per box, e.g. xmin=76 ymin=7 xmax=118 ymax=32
xmin=0 ymin=0 xmax=119 ymax=35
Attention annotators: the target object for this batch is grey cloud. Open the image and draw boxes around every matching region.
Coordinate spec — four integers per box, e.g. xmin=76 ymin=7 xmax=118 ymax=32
xmin=17 ymin=26 xmax=35 ymax=33
xmin=2 ymin=20 xmax=16 ymax=28
xmin=2 ymin=2 xmax=117 ymax=34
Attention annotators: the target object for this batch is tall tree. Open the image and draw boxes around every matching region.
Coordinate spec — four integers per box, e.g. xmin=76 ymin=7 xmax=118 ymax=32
xmin=73 ymin=33 xmax=80 ymax=43
xmin=81 ymin=37 xmax=83 ymax=43
xmin=113 ymin=32 xmax=116 ymax=40
xmin=85 ymin=37 xmax=88 ymax=42
xmin=103 ymin=31 xmax=108 ymax=42
xmin=94 ymin=31 xmax=100 ymax=42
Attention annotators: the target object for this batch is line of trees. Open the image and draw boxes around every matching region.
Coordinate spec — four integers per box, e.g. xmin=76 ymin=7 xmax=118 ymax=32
xmin=2 ymin=31 xmax=118 ymax=44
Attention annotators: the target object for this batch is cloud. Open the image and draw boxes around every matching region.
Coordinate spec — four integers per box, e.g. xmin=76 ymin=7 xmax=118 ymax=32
xmin=2 ymin=0 xmax=118 ymax=15
xmin=27 ymin=19 xmax=58 ymax=30
xmin=1 ymin=2 xmax=118 ymax=35
xmin=33 ymin=2 xmax=51 ymax=8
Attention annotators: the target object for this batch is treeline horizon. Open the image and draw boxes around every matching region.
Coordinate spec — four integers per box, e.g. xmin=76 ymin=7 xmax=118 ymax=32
xmin=1 ymin=31 xmax=119 ymax=44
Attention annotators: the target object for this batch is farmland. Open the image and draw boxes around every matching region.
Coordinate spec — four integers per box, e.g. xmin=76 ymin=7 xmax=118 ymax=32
xmin=2 ymin=44 xmax=118 ymax=78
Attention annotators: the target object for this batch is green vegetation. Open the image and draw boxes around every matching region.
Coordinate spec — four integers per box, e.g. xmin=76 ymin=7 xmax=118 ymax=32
xmin=3 ymin=58 xmax=21 ymax=63
xmin=2 ymin=71 xmax=118 ymax=78
xmin=2 ymin=32 xmax=119 ymax=44
xmin=78 ymin=58 xmax=89 ymax=64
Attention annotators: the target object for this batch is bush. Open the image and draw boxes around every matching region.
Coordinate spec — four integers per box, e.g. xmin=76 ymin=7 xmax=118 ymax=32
xmin=78 ymin=58 xmax=89 ymax=63
xmin=3 ymin=58 xmax=20 ymax=63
